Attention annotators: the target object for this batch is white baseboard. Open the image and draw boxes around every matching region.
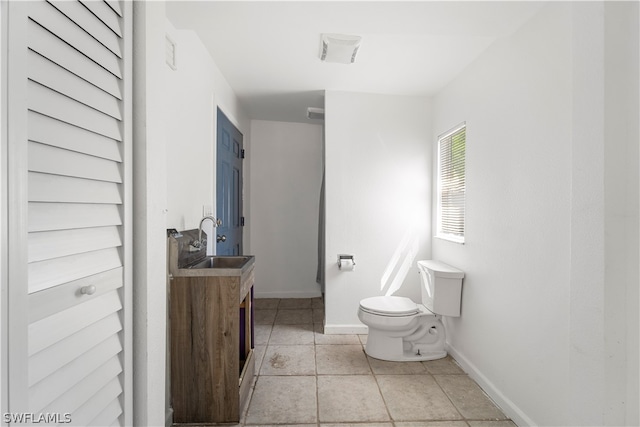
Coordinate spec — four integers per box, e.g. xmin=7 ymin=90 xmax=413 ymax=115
xmin=446 ymin=344 xmax=535 ymax=427
xmin=253 ymin=290 xmax=322 ymax=299
xmin=323 ymin=324 xmax=368 ymax=335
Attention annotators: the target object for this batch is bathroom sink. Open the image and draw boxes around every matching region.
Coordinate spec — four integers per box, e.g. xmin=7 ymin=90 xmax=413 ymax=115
xmin=186 ymin=256 xmax=253 ymax=270
xmin=169 ymin=229 xmax=255 ymax=278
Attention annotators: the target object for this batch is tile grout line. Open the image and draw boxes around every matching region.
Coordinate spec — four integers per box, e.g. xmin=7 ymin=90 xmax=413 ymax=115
xmin=432 ymin=373 xmax=467 ymax=424
xmin=364 ymin=343 xmax=395 ymax=425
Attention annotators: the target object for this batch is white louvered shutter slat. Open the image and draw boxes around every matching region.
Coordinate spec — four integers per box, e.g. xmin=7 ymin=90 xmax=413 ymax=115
xmin=81 ymin=0 xmax=123 ymax=36
xmin=28 ymin=172 xmax=122 ymax=204
xmin=28 ymin=81 xmax=122 ymax=140
xmin=28 ymin=1 xmax=122 ymax=78
xmin=68 ymin=377 xmax=123 ymax=426
xmin=47 ymin=0 xmax=123 ymax=57
xmin=28 ymin=111 xmax=122 ymax=162
xmin=43 ymin=359 xmax=123 ymax=417
xmin=29 ymin=320 xmax=122 ymax=387
xmin=28 ymin=248 xmax=122 ymax=294
xmin=28 ymin=142 xmax=122 ymax=183
xmin=28 ymin=20 xmax=122 ymax=99
xmin=27 ymin=50 xmax=122 ymax=120
xmin=29 ymin=202 xmax=122 ymax=232
xmin=29 ymin=335 xmax=122 ymax=413
xmin=28 ymin=290 xmax=122 ymax=355
xmin=89 ymin=398 xmax=123 ymax=427
xmin=28 ymin=226 xmax=122 ymax=263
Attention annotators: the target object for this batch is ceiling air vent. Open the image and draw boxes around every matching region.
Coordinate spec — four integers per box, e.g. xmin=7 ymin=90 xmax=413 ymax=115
xmin=166 ymin=34 xmax=177 ymax=70
xmin=320 ymin=34 xmax=362 ymax=64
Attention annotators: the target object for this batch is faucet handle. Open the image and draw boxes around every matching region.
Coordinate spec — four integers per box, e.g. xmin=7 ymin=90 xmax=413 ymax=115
xmin=216 ymin=218 xmax=222 ymax=226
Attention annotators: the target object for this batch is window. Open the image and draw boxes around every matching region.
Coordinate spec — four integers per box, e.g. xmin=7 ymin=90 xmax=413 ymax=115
xmin=437 ymin=123 xmax=466 ymax=243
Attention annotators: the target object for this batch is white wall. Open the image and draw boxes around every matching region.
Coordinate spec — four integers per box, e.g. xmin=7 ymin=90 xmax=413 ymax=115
xmin=602 ymin=2 xmax=639 ymax=425
xmin=164 ymin=20 xmax=250 ymax=252
xmin=133 ymin=13 xmax=252 ymax=425
xmin=324 ymin=91 xmax=432 ymax=333
xmin=432 ymin=3 xmax=639 ymax=426
xmin=132 ymin=3 xmax=168 ymax=426
xmin=248 ymin=120 xmax=323 ymax=298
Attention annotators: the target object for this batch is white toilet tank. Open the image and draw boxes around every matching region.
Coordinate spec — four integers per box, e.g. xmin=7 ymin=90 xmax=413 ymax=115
xmin=417 ymin=260 xmax=464 ymax=317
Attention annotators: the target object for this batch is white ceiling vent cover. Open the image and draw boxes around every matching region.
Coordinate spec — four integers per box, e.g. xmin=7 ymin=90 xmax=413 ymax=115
xmin=320 ymin=34 xmax=362 ymax=64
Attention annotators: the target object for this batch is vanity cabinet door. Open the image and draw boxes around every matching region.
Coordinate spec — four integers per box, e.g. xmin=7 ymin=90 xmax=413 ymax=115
xmin=170 ymin=276 xmax=240 ymax=423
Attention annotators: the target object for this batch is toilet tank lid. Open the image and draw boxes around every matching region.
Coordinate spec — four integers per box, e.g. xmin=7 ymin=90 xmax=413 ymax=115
xmin=360 ymin=296 xmax=419 ymax=316
xmin=417 ymin=260 xmax=465 ymax=279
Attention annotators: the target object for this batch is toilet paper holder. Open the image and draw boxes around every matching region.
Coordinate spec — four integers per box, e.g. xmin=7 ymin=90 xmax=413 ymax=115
xmin=337 ymin=254 xmax=356 ymax=270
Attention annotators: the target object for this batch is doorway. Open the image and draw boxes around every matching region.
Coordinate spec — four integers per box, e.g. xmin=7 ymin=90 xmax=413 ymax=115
xmin=216 ymin=108 xmax=244 ymax=255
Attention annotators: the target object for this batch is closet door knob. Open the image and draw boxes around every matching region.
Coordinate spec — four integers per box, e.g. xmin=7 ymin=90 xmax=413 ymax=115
xmin=81 ymin=285 xmax=96 ymax=296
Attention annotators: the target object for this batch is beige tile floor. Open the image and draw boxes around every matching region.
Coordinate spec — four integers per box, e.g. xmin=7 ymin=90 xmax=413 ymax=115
xmin=241 ymin=298 xmax=517 ymax=427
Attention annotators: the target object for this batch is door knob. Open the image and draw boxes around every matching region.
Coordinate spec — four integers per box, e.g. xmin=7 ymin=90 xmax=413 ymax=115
xmin=217 ymin=234 xmax=226 ymax=242
xmin=81 ymin=285 xmax=96 ymax=295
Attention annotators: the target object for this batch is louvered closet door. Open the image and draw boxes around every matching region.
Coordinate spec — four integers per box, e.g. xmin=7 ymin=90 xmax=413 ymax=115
xmin=8 ymin=1 xmax=132 ymax=425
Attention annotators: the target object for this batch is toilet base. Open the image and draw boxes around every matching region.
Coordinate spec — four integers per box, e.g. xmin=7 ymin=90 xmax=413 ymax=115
xmin=364 ymin=343 xmax=447 ymax=362
xmin=363 ymin=325 xmax=447 ymax=362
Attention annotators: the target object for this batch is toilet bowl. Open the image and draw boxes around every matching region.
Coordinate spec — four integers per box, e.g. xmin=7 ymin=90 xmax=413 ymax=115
xmin=357 ymin=260 xmax=464 ymax=362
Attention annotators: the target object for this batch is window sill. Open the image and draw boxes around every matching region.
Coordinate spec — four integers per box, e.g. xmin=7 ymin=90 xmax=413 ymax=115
xmin=435 ymin=234 xmax=465 ymax=245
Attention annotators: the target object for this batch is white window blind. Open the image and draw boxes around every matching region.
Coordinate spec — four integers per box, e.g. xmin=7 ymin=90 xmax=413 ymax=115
xmin=437 ymin=123 xmax=466 ymax=243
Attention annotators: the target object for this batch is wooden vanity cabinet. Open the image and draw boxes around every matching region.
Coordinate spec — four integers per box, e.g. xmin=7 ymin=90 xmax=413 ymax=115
xmin=170 ymin=265 xmax=255 ymax=424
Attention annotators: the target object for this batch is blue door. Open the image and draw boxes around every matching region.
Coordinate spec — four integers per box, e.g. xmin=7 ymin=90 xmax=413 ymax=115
xmin=216 ymin=109 xmax=243 ymax=255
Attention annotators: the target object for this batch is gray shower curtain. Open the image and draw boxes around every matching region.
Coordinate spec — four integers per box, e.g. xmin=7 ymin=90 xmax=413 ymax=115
xmin=316 ymin=171 xmax=325 ymax=292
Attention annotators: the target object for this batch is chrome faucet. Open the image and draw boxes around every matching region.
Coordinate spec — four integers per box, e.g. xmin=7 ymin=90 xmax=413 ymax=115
xmin=192 ymin=215 xmax=221 ymax=249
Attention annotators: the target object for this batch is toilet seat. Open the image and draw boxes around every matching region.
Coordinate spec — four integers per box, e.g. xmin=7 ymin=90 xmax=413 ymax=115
xmin=359 ymin=296 xmax=420 ymax=317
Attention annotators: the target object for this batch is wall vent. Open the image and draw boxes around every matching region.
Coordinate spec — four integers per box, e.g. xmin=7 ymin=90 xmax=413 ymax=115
xmin=166 ymin=34 xmax=177 ymax=70
xmin=307 ymin=107 xmax=325 ymax=120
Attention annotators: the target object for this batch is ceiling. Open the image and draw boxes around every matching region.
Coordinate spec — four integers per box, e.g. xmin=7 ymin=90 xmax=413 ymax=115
xmin=166 ymin=1 xmax=544 ymax=123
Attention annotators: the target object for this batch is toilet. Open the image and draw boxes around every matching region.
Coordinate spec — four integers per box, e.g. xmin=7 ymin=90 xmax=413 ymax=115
xmin=357 ymin=260 xmax=464 ymax=362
